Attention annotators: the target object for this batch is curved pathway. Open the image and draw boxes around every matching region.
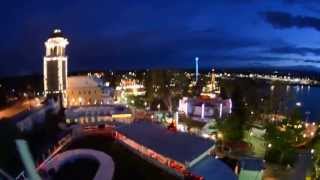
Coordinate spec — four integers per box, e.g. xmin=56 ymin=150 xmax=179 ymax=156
xmin=42 ymin=149 xmax=114 ymax=180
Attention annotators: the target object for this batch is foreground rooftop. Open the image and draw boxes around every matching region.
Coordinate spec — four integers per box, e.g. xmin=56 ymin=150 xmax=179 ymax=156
xmin=116 ymin=121 xmax=214 ymax=164
xmin=190 ymin=156 xmax=237 ymax=180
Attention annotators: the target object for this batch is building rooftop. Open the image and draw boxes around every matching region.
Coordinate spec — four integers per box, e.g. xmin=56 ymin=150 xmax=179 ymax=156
xmin=65 ymin=104 xmax=131 ymax=117
xmin=240 ymin=157 xmax=264 ymax=171
xmin=116 ymin=121 xmax=214 ymax=163
xmin=68 ymin=76 xmax=103 ymax=88
xmin=239 ymin=158 xmax=264 ymax=180
xmin=190 ymin=156 xmax=237 ymax=180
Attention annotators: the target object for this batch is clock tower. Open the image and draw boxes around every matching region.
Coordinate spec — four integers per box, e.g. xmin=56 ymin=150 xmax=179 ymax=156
xmin=43 ymin=29 xmax=69 ymax=106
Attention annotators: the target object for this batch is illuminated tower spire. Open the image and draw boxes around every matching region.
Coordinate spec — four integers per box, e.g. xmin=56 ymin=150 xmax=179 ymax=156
xmin=195 ymin=57 xmax=199 ymax=82
xmin=43 ymin=29 xmax=69 ymax=106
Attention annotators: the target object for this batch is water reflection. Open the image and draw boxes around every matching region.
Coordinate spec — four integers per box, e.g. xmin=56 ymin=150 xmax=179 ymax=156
xmin=287 ymin=85 xmax=320 ymax=121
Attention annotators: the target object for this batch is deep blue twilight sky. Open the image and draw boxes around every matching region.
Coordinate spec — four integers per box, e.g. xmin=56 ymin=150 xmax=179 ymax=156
xmin=1 ymin=0 xmax=320 ymax=76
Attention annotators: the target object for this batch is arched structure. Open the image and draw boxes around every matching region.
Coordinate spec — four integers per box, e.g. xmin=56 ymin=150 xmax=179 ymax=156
xmin=42 ymin=149 xmax=114 ymax=180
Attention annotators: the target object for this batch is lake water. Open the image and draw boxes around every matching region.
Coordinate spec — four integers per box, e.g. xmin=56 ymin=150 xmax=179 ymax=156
xmin=289 ymin=85 xmax=320 ymax=122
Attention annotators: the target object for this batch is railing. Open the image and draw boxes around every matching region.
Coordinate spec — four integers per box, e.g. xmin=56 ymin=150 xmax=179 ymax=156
xmin=16 ymin=134 xmax=72 ymax=180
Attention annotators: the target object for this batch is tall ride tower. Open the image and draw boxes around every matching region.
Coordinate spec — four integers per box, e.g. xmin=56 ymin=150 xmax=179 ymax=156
xmin=43 ymin=29 xmax=69 ymax=106
xmin=195 ymin=57 xmax=199 ymax=82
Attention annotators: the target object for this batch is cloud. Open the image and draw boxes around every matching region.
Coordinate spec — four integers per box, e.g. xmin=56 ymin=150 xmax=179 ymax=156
xmin=282 ymin=0 xmax=320 ymax=6
xmin=267 ymin=46 xmax=320 ymax=56
xmin=281 ymin=0 xmax=320 ymax=14
xmin=262 ymin=11 xmax=320 ymax=31
xmin=304 ymin=59 xmax=320 ymax=63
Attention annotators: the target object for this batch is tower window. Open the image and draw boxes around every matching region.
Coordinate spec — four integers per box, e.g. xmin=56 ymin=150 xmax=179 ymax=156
xmin=54 ymin=47 xmax=57 ymax=56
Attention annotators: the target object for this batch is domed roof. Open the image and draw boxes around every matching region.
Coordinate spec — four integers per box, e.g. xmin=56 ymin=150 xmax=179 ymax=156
xmin=49 ymin=29 xmax=65 ymax=38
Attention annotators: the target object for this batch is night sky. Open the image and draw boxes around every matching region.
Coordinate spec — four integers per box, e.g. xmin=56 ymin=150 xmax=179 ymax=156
xmin=1 ymin=0 xmax=320 ymax=76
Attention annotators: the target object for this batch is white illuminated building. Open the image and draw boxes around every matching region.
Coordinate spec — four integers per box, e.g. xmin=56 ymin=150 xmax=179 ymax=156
xmin=43 ymin=29 xmax=69 ymax=106
xmin=178 ymin=97 xmax=232 ymax=122
xmin=67 ymin=75 xmax=114 ymax=106
xmin=178 ymin=67 xmax=232 ymax=122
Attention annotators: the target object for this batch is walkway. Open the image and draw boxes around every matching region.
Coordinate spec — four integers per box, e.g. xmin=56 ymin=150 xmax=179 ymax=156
xmin=289 ymin=151 xmax=312 ymax=180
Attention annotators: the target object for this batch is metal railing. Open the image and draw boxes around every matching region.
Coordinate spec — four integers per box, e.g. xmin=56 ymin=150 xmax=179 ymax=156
xmin=16 ymin=134 xmax=72 ymax=180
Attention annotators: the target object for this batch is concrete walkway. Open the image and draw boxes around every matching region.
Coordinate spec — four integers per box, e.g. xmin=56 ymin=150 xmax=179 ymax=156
xmin=290 ymin=151 xmax=312 ymax=180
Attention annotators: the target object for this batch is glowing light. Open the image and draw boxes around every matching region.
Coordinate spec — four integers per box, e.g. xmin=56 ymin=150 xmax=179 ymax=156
xmin=202 ymin=133 xmax=209 ymax=138
xmin=219 ymin=103 xmax=222 ymax=118
xmin=211 ymin=134 xmax=217 ymax=140
xmin=311 ymin=149 xmax=315 ymax=154
xmin=175 ymin=111 xmax=179 ymax=124
xmin=305 ymin=123 xmax=309 ymax=128
xmin=177 ymin=124 xmax=187 ymax=132
xmin=112 ymin=114 xmax=132 ymax=119
xmin=229 ymin=99 xmax=232 ymax=114
xmin=268 ymin=143 xmax=272 ymax=148
xmin=270 ymin=85 xmax=275 ymax=91
xmin=201 ymin=103 xmax=205 ymax=119
xmin=54 ymin=29 xmax=61 ymax=33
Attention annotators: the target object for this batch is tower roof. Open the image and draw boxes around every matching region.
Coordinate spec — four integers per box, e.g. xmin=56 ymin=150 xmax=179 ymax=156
xmin=49 ymin=29 xmax=65 ymax=38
